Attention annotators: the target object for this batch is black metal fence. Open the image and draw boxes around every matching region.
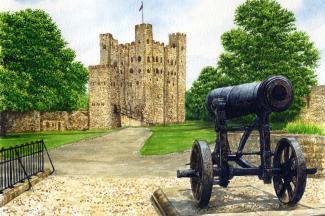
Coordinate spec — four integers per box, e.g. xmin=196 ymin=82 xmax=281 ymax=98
xmin=0 ymin=140 xmax=54 ymax=193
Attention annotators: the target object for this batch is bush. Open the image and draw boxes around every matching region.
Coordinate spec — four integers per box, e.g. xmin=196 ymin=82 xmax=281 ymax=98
xmin=285 ymin=121 xmax=325 ymax=135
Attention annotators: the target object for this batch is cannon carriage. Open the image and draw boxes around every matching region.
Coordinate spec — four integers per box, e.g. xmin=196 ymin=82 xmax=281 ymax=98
xmin=177 ymin=76 xmax=317 ymax=207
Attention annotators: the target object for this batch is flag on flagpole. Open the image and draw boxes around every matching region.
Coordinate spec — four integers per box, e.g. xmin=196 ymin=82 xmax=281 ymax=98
xmin=139 ymin=1 xmax=143 ymax=11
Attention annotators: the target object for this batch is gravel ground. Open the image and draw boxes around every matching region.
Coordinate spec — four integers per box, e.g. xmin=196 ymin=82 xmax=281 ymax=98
xmin=1 ymin=175 xmax=324 ymax=216
xmin=0 ymin=175 xmax=188 ymax=216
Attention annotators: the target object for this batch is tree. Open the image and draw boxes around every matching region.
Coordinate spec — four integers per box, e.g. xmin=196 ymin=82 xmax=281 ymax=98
xmin=186 ymin=67 xmax=232 ymax=120
xmin=0 ymin=9 xmax=88 ymax=112
xmin=217 ymin=0 xmax=320 ymax=121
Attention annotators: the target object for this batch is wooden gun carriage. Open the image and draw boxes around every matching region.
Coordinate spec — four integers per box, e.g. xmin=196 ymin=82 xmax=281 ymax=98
xmin=177 ymin=76 xmax=317 ymax=207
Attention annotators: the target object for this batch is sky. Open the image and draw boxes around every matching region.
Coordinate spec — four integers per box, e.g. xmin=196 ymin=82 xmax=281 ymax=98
xmin=1 ymin=0 xmax=325 ymax=89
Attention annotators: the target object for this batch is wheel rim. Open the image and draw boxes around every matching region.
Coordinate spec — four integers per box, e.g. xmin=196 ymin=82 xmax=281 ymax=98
xmin=273 ymin=138 xmax=307 ymax=205
xmin=190 ymin=140 xmax=213 ymax=208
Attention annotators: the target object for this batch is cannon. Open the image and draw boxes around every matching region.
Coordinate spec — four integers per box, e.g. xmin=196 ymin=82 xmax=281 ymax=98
xmin=177 ymin=76 xmax=317 ymax=207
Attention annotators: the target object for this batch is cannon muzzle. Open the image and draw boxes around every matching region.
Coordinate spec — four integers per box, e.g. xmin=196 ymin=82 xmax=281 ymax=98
xmin=206 ymin=76 xmax=293 ymax=119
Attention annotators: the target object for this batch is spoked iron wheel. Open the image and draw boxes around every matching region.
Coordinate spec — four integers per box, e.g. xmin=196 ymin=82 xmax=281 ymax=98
xmin=190 ymin=140 xmax=213 ymax=208
xmin=273 ymin=138 xmax=307 ymax=206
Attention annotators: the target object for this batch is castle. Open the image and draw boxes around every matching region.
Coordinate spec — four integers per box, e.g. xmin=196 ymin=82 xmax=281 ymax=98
xmin=88 ymin=24 xmax=186 ymax=128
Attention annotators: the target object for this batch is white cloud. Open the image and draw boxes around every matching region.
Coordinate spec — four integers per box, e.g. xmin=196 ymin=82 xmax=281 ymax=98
xmin=0 ymin=0 xmax=324 ymax=88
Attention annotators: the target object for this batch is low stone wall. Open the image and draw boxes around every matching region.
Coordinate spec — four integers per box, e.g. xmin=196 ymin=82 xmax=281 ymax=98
xmin=2 ymin=110 xmax=89 ymax=133
xmin=227 ymin=132 xmax=325 ymax=177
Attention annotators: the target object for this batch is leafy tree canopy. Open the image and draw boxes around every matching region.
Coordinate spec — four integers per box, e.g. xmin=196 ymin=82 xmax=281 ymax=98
xmin=187 ymin=0 xmax=320 ymax=122
xmin=0 ymin=9 xmax=88 ymax=112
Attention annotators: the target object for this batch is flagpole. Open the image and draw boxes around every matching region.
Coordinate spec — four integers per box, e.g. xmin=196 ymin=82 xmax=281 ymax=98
xmin=142 ymin=1 xmax=144 ymax=23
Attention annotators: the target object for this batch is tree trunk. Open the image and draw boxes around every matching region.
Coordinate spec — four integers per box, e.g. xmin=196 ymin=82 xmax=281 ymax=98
xmin=0 ymin=111 xmax=7 ymax=137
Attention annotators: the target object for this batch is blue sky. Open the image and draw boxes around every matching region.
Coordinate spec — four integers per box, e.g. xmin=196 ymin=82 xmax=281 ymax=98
xmin=1 ymin=0 xmax=325 ymax=89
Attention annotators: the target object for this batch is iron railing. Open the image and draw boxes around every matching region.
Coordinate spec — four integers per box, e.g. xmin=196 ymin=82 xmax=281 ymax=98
xmin=0 ymin=140 xmax=55 ymax=193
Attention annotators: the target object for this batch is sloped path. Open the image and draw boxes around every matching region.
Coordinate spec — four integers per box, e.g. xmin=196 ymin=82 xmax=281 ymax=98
xmin=47 ymin=127 xmax=188 ymax=177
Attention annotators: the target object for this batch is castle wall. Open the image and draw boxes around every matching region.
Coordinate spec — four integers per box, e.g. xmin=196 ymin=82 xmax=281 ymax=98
xmin=2 ymin=111 xmax=89 ymax=132
xmin=300 ymin=85 xmax=325 ymax=123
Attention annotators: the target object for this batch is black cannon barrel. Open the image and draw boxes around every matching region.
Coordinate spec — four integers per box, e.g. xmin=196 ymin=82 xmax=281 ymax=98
xmin=206 ymin=76 xmax=293 ymax=119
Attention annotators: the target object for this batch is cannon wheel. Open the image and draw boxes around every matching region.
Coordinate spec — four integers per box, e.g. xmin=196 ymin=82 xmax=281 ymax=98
xmin=273 ymin=138 xmax=307 ymax=206
xmin=190 ymin=140 xmax=213 ymax=208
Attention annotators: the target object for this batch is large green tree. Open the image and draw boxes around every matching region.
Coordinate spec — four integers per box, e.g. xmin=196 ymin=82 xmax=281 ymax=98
xmin=186 ymin=67 xmax=231 ymax=120
xmin=187 ymin=0 xmax=320 ymax=122
xmin=217 ymin=0 xmax=320 ymax=121
xmin=0 ymin=9 xmax=88 ymax=112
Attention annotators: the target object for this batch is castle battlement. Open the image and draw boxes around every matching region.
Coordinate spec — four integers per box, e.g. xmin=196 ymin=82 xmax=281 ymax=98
xmin=88 ymin=24 xmax=186 ymax=129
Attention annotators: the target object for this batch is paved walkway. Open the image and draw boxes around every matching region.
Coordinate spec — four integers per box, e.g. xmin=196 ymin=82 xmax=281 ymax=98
xmin=47 ymin=127 xmax=188 ymax=177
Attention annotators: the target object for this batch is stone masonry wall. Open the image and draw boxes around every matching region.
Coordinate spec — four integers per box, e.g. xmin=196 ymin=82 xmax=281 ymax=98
xmin=2 ymin=111 xmax=89 ymax=133
xmin=227 ymin=132 xmax=325 ymax=177
xmin=88 ymin=24 xmax=186 ymax=129
xmin=300 ymin=85 xmax=325 ymax=123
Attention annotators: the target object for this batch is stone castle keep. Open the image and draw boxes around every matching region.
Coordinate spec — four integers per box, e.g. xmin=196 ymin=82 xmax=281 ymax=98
xmin=88 ymin=24 xmax=186 ymax=128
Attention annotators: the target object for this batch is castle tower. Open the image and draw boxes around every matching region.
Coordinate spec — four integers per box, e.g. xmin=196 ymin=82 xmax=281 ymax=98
xmin=169 ymin=33 xmax=186 ymax=123
xmin=88 ymin=24 xmax=186 ymax=129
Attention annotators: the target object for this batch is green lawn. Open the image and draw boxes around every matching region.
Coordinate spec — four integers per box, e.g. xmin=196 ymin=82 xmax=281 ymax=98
xmin=140 ymin=121 xmax=216 ymax=155
xmin=0 ymin=129 xmax=113 ymax=149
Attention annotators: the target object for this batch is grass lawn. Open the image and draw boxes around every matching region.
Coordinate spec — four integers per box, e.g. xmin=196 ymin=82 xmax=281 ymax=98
xmin=140 ymin=121 xmax=216 ymax=155
xmin=0 ymin=129 xmax=113 ymax=149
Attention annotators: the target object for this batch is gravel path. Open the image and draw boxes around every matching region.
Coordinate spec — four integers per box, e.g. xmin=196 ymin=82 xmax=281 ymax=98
xmin=0 ymin=176 xmax=188 ymax=216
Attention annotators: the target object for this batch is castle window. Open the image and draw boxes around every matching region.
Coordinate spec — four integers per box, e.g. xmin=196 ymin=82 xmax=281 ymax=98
xmin=130 ymin=82 xmax=132 ymax=87
xmin=152 ymin=56 xmax=155 ymax=62
xmin=103 ymin=82 xmax=106 ymax=85
xmin=101 ymin=103 xmax=104 ymax=106
xmin=181 ymin=46 xmax=184 ymax=51
xmin=136 ymin=81 xmax=139 ymax=85
xmin=172 ymin=43 xmax=176 ymax=48
xmin=113 ymin=61 xmax=117 ymax=67
xmin=147 ymin=56 xmax=150 ymax=62
xmin=156 ymin=56 xmax=158 ymax=62
xmin=171 ymin=60 xmax=173 ymax=65
xmin=121 ymin=82 xmax=123 ymax=87
xmin=147 ymin=39 xmax=149 ymax=44
xmin=160 ymin=57 xmax=162 ymax=63
xmin=156 ymin=68 xmax=159 ymax=74
xmin=102 ymin=44 xmax=106 ymax=49
xmin=138 ymin=56 xmax=141 ymax=62
xmin=138 ymin=40 xmax=141 ymax=44
xmin=147 ymin=69 xmax=150 ymax=73
xmin=113 ymin=82 xmax=115 ymax=87
xmin=130 ymin=68 xmax=134 ymax=73
xmin=160 ymin=69 xmax=163 ymax=74
xmin=121 ymin=61 xmax=123 ymax=65
xmin=138 ymin=69 xmax=141 ymax=73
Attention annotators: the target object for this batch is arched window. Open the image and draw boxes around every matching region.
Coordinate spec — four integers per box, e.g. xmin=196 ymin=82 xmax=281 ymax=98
xmin=131 ymin=57 xmax=133 ymax=62
xmin=156 ymin=68 xmax=159 ymax=74
xmin=147 ymin=69 xmax=150 ymax=73
xmin=147 ymin=39 xmax=149 ymax=44
xmin=136 ymin=81 xmax=139 ymax=85
xmin=181 ymin=46 xmax=184 ymax=51
xmin=156 ymin=56 xmax=158 ymax=62
xmin=138 ymin=56 xmax=141 ymax=62
xmin=138 ymin=69 xmax=141 ymax=73
xmin=160 ymin=57 xmax=162 ymax=63
xmin=152 ymin=56 xmax=155 ymax=62
xmin=172 ymin=43 xmax=176 ymax=48
xmin=171 ymin=60 xmax=173 ymax=65
xmin=130 ymin=68 xmax=134 ymax=73
xmin=147 ymin=56 xmax=150 ymax=62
